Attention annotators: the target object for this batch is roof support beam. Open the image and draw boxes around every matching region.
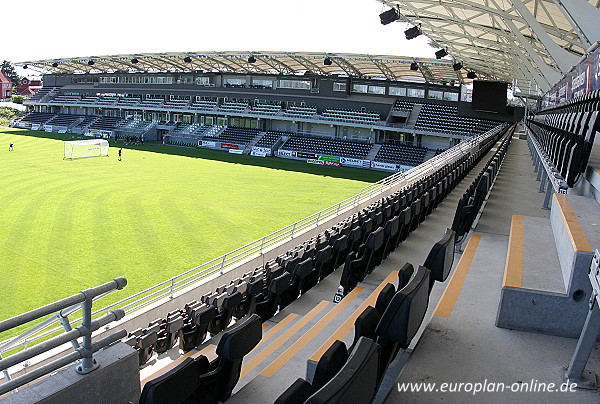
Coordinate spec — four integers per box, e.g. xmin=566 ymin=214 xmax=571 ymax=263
xmin=552 ymin=0 xmax=600 ymax=46
xmin=510 ymin=0 xmax=580 ymax=73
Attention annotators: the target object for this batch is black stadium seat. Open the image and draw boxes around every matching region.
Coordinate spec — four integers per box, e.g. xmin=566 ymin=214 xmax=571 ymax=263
xmin=305 ymin=337 xmax=380 ymax=404
xmin=423 ymin=228 xmax=456 ymax=291
xmin=195 ymin=314 xmax=262 ymax=404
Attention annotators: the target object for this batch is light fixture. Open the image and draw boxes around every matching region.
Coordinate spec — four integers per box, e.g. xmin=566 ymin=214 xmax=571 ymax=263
xmin=410 ymin=62 xmax=419 ymax=71
xmin=379 ymin=8 xmax=400 ymax=25
xmin=22 ymin=65 xmax=28 ymax=69
xmin=52 ymin=62 xmax=59 ymax=68
xmin=435 ymin=49 xmax=448 ymax=59
xmin=248 ymin=56 xmax=256 ymax=63
xmin=323 ymin=57 xmax=332 ymax=66
xmin=404 ymin=25 xmax=421 ymax=40
xmin=467 ymin=71 xmax=477 ymax=79
xmin=131 ymin=58 xmax=139 ymax=64
xmin=184 ymin=56 xmax=192 ymax=63
xmin=453 ymin=62 xmax=463 ymax=71
xmin=88 ymin=60 xmax=95 ymax=66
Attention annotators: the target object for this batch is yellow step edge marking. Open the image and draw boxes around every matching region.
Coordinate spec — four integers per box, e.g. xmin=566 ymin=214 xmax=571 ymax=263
xmin=554 ymin=193 xmax=593 ymax=252
xmin=502 ymin=215 xmax=524 ymax=288
xmin=262 ymin=323 xmax=269 ymax=330
xmin=309 ymin=271 xmax=399 ymax=363
xmin=240 ymin=301 xmax=329 ymax=379
xmin=434 ymin=234 xmax=482 ymax=317
xmin=260 ymin=286 xmax=365 ymax=378
xmin=140 ymin=343 xmax=217 ymax=387
xmin=252 ymin=313 xmax=299 ymax=353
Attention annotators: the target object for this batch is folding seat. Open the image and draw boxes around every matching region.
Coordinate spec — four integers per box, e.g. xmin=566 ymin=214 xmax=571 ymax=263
xmin=179 ymin=305 xmax=215 ymax=352
xmin=253 ymin=272 xmax=292 ymax=321
xmin=305 ymin=337 xmax=380 ymax=404
xmin=139 ymin=355 xmax=211 ymax=404
xmin=331 ymin=234 xmax=349 ymax=269
xmin=195 ymin=314 xmax=262 ymax=404
xmin=382 ymin=215 xmax=400 ymax=257
xmin=138 ymin=331 xmax=158 ymax=366
xmin=315 ymin=245 xmax=334 ymax=281
xmin=408 ymin=198 xmax=422 ymax=232
xmin=281 ymin=257 xmax=315 ymax=308
xmin=423 ymin=228 xmax=456 ymax=292
xmin=155 ymin=315 xmax=184 ymax=354
xmin=236 ymin=277 xmax=264 ymax=319
xmin=208 ymin=290 xmax=242 ymax=334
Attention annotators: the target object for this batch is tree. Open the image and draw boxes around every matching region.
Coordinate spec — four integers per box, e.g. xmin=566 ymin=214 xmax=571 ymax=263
xmin=1 ymin=60 xmax=22 ymax=88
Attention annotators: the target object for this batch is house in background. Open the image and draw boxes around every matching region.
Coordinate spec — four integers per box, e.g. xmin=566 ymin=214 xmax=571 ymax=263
xmin=16 ymin=77 xmax=42 ymax=97
xmin=0 ymin=70 xmax=12 ymax=101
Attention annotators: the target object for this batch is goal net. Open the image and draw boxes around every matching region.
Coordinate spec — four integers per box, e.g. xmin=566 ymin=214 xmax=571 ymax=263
xmin=64 ymin=139 xmax=109 ymax=159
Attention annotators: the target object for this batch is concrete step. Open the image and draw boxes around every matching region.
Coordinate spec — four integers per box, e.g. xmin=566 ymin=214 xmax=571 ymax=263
xmin=496 ymin=193 xmax=598 ymax=337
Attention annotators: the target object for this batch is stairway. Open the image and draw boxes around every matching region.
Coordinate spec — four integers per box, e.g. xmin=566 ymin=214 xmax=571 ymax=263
xmin=365 ymin=143 xmax=382 ymax=161
xmin=405 ymin=104 xmax=422 ymax=129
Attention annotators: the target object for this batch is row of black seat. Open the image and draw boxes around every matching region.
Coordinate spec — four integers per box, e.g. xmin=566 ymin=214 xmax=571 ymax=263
xmin=526 ymin=91 xmax=599 ymax=187
xmin=274 ymin=227 xmax=457 ymax=404
xmin=451 ymin=126 xmax=514 ymax=244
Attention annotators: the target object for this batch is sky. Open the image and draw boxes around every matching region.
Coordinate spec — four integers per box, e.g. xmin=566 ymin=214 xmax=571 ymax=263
xmin=5 ymin=0 xmax=435 ymax=69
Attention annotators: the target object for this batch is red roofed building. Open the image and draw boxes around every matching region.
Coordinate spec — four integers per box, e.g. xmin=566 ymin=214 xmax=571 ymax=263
xmin=16 ymin=77 xmax=42 ymax=97
xmin=0 ymin=70 xmax=12 ymax=101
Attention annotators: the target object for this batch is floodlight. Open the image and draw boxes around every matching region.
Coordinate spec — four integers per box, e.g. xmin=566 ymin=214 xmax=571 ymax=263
xmin=435 ymin=49 xmax=448 ymax=59
xmin=453 ymin=62 xmax=463 ymax=71
xmin=131 ymin=58 xmax=139 ymax=64
xmin=404 ymin=25 xmax=421 ymax=40
xmin=22 ymin=65 xmax=28 ymax=69
xmin=52 ymin=62 xmax=59 ymax=68
xmin=410 ymin=62 xmax=419 ymax=71
xmin=248 ymin=56 xmax=256 ymax=63
xmin=467 ymin=71 xmax=477 ymax=79
xmin=88 ymin=60 xmax=95 ymax=66
xmin=184 ymin=56 xmax=192 ymax=63
xmin=380 ymin=8 xmax=400 ymax=25
xmin=323 ymin=57 xmax=332 ymax=66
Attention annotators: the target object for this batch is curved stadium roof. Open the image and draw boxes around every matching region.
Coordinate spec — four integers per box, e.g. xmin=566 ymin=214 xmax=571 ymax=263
xmin=377 ymin=0 xmax=600 ymax=94
xmin=15 ymin=51 xmax=479 ymax=85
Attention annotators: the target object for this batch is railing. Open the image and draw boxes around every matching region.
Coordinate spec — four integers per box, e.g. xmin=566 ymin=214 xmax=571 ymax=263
xmin=0 ymin=124 xmax=506 ymax=366
xmin=0 ymin=278 xmax=127 ymax=395
xmin=525 ymin=126 xmax=568 ymax=209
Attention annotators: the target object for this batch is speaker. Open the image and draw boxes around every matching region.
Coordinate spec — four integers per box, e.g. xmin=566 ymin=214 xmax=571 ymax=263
xmin=88 ymin=60 xmax=95 ymax=66
xmin=410 ymin=62 xmax=419 ymax=71
xmin=323 ymin=57 xmax=332 ymax=66
xmin=435 ymin=49 xmax=447 ymax=59
xmin=467 ymin=71 xmax=477 ymax=79
xmin=52 ymin=62 xmax=59 ymax=68
xmin=452 ymin=62 xmax=463 ymax=71
xmin=405 ymin=26 xmax=421 ymax=40
xmin=131 ymin=58 xmax=139 ymax=64
xmin=248 ymin=56 xmax=256 ymax=63
xmin=184 ymin=56 xmax=192 ymax=63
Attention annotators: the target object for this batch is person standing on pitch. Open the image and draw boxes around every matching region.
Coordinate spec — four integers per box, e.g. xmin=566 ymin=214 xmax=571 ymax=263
xmin=118 ymin=148 xmax=122 ymax=161
xmin=9 ymin=143 xmax=13 ymax=151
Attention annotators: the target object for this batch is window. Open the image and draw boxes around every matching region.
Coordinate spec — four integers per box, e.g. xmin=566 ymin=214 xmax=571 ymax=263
xmin=224 ymin=78 xmax=246 ymax=86
xmin=333 ymin=82 xmax=347 ymax=92
xmin=368 ymin=85 xmax=385 ymax=95
xmin=278 ymin=79 xmax=311 ymax=90
xmin=195 ymin=76 xmax=210 ymax=86
xmin=443 ymin=92 xmax=459 ymax=101
xmin=428 ymin=90 xmax=443 ymax=100
xmin=407 ymin=88 xmax=425 ymax=98
xmin=389 ymin=87 xmax=407 ymax=96
xmin=352 ymin=84 xmax=368 ymax=93
xmin=252 ymin=79 xmax=274 ymax=88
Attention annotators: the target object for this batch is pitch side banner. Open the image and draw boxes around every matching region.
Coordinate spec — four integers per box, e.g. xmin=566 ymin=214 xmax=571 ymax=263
xmin=221 ymin=143 xmax=238 ymax=150
xmin=323 ymin=161 xmax=341 ymax=167
xmin=201 ymin=140 xmax=217 ymax=148
xmin=252 ymin=146 xmax=271 ymax=155
xmin=277 ymin=149 xmax=296 ymax=157
xmin=228 ymin=149 xmax=243 ymax=154
xmin=371 ymin=161 xmax=405 ymax=171
xmin=251 ymin=150 xmax=267 ymax=157
xmin=340 ymin=157 xmax=365 ymax=167
xmin=318 ymin=155 xmax=341 ymax=163
xmin=44 ymin=125 xmax=53 ymax=132
xmin=296 ymin=151 xmax=317 ymax=159
xmin=31 ymin=124 xmax=41 ymax=130
xmin=307 ymin=159 xmax=324 ymax=165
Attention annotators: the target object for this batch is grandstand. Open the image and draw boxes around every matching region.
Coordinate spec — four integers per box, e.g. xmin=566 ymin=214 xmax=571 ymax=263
xmin=2 ymin=0 xmax=600 ymax=401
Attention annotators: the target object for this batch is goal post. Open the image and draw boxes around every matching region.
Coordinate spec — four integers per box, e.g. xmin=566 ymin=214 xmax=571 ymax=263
xmin=64 ymin=139 xmax=110 ymax=159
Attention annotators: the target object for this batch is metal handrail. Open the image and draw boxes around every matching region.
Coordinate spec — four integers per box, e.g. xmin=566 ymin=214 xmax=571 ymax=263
xmin=0 ymin=278 xmax=127 ymax=395
xmin=0 ymin=125 xmax=506 ymax=357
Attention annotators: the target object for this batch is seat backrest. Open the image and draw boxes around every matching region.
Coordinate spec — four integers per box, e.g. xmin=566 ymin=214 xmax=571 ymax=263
xmin=365 ymin=227 xmax=385 ymax=251
xmin=274 ymin=378 xmax=315 ymax=404
xmin=376 ymin=266 xmax=430 ymax=349
xmin=312 ymin=340 xmax=348 ymax=391
xmin=140 ymin=355 xmax=210 ymax=404
xmin=375 ymin=283 xmax=396 ymax=316
xmin=306 ymin=337 xmax=380 ymax=404
xmin=352 ymin=306 xmax=379 ymax=347
xmin=295 ymin=257 xmax=314 ymax=278
xmin=423 ymin=228 xmax=456 ymax=284
xmin=397 ymin=263 xmax=414 ymax=290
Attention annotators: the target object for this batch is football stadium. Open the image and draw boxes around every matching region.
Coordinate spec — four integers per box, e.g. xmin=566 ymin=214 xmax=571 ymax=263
xmin=0 ymin=0 xmax=599 ymax=403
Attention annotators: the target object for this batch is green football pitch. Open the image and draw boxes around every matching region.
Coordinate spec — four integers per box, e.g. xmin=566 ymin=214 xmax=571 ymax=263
xmin=0 ymin=128 xmax=388 ymax=323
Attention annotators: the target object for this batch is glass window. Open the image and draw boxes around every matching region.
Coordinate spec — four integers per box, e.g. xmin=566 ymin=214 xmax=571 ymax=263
xmin=407 ymin=88 xmax=425 ymax=98
xmin=278 ymin=79 xmax=311 ymax=90
xmin=333 ymin=82 xmax=347 ymax=92
xmin=224 ymin=78 xmax=246 ymax=86
xmin=352 ymin=84 xmax=368 ymax=93
xmin=389 ymin=87 xmax=407 ymax=96
xmin=368 ymin=85 xmax=385 ymax=95
xmin=252 ymin=79 xmax=273 ymax=88
xmin=428 ymin=90 xmax=443 ymax=100
xmin=443 ymin=92 xmax=459 ymax=101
